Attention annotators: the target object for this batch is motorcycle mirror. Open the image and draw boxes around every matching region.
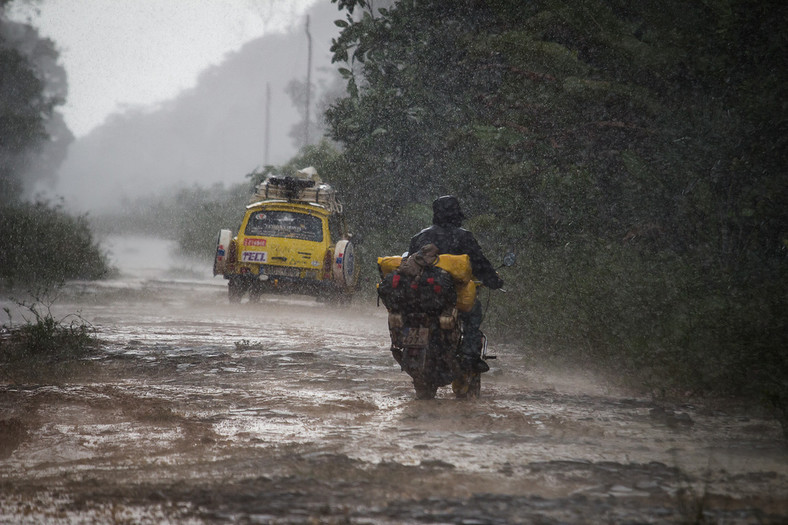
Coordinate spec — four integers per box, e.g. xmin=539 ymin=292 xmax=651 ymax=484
xmin=502 ymin=252 xmax=516 ymax=267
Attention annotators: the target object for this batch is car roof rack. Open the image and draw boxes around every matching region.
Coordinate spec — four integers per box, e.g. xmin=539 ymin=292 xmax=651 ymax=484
xmin=250 ymin=167 xmax=343 ymax=214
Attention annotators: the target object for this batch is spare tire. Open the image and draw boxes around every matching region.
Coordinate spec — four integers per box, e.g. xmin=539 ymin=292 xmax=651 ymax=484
xmin=213 ymin=229 xmax=232 ymax=276
xmin=331 ymin=239 xmax=358 ymax=289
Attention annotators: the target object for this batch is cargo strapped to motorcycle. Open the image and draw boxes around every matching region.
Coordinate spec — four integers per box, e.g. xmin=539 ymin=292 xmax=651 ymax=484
xmin=377 ymin=262 xmax=456 ymax=314
xmin=377 ymin=252 xmax=477 ymax=312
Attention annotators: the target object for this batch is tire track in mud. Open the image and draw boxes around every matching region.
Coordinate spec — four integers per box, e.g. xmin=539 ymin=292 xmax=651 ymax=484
xmin=1 ymin=280 xmax=787 ymax=523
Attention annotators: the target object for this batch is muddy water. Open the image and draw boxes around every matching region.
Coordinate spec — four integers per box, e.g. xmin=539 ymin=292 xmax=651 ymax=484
xmin=1 ymin=237 xmax=787 ymax=523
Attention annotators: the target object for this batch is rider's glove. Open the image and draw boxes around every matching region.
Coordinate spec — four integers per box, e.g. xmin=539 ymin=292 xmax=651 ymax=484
xmin=485 ymin=274 xmax=504 ymax=290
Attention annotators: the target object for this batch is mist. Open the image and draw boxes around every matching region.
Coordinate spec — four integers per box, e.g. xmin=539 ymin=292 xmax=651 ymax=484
xmin=44 ymin=1 xmax=341 ymax=214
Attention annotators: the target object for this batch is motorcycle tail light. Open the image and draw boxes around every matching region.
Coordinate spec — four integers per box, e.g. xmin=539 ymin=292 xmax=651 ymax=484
xmin=439 ymin=316 xmax=454 ymax=330
xmin=439 ymin=309 xmax=458 ymax=330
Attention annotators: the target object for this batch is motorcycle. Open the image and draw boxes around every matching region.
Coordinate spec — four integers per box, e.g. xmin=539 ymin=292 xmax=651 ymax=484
xmin=377 ymin=246 xmax=514 ymax=399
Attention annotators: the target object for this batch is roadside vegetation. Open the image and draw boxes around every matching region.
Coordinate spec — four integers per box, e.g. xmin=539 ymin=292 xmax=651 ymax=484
xmin=274 ymin=0 xmax=784 ymax=433
xmin=1 ymin=5 xmax=111 ymax=291
xmin=1 ymin=4 xmax=108 ymax=375
xmin=1 ymin=292 xmax=99 ymax=381
xmin=320 ymin=0 xmax=787 ymax=433
xmin=0 ymin=201 xmax=110 ymax=288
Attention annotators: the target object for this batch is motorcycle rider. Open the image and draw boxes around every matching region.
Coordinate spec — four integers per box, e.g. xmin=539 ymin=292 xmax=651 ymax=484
xmin=408 ymin=195 xmax=504 ymax=373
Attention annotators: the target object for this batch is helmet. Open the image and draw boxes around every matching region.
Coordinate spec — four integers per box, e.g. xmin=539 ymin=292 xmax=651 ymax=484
xmin=432 ymin=195 xmax=465 ymax=226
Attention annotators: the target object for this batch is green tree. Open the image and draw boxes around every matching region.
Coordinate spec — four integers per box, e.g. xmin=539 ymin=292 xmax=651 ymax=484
xmin=0 ymin=3 xmax=72 ymax=203
xmin=0 ymin=201 xmax=109 ymax=286
xmin=326 ymin=0 xmax=788 ymax=422
xmin=1 ymin=3 xmax=108 ymax=288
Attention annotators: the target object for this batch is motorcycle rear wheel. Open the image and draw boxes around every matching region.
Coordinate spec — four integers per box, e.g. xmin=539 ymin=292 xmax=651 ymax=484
xmin=413 ymin=378 xmax=438 ymax=400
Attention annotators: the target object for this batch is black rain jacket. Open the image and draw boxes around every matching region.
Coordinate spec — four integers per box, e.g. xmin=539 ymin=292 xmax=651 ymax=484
xmin=408 ymin=220 xmax=503 ymax=290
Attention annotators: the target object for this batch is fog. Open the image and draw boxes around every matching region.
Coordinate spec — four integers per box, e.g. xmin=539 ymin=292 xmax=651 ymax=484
xmin=46 ymin=1 xmax=341 ymax=214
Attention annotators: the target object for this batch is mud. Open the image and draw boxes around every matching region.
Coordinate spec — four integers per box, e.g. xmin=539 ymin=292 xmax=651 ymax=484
xmin=1 ymin=238 xmax=786 ymax=523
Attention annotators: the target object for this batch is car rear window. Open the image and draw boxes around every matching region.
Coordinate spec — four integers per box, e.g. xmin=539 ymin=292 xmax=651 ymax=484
xmin=244 ymin=210 xmax=323 ymax=242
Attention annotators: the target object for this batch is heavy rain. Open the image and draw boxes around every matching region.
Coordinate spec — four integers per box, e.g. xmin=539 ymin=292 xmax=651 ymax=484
xmin=2 ymin=1 xmax=787 ymax=523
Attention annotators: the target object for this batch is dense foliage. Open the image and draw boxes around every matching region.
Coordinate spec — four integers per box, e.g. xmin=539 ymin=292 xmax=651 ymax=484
xmin=0 ymin=4 xmax=109 ymax=288
xmin=0 ymin=201 xmax=109 ymax=286
xmin=323 ymin=0 xmax=787 ymax=416
xmin=0 ymin=1 xmax=72 ymax=204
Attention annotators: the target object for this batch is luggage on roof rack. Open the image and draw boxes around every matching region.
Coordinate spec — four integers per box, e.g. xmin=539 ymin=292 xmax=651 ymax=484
xmin=250 ymin=167 xmax=343 ymax=213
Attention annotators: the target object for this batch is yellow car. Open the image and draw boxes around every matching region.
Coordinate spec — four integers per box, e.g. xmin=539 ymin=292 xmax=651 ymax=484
xmin=213 ymin=168 xmax=358 ymax=302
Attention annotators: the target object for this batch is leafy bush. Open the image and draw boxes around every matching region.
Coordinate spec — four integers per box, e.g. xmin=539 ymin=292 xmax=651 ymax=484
xmin=0 ymin=201 xmax=111 ymax=288
xmin=484 ymin=237 xmax=787 ymax=437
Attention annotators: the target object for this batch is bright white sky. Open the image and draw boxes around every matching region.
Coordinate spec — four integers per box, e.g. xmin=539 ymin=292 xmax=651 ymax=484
xmin=8 ymin=0 xmax=319 ymax=137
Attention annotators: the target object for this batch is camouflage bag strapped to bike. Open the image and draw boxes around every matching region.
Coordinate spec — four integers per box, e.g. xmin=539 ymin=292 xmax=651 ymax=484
xmin=377 ymin=245 xmax=456 ymax=314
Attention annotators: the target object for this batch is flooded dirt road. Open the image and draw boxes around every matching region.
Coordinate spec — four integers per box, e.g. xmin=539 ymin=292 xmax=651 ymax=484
xmin=1 ymin=237 xmax=787 ymax=523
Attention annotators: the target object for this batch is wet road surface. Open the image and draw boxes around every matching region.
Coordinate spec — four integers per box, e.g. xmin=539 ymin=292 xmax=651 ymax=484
xmin=1 ymin=238 xmax=787 ymax=523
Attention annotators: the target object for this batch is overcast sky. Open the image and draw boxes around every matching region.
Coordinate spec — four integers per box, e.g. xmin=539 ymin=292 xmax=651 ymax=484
xmin=8 ymin=0 xmax=320 ymax=137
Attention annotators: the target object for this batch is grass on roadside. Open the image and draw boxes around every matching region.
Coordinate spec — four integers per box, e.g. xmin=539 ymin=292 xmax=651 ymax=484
xmin=1 ymin=292 xmax=99 ymax=381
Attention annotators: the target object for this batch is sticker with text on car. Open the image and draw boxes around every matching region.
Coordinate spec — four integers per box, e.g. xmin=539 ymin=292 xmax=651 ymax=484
xmin=241 ymin=251 xmax=268 ymax=263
